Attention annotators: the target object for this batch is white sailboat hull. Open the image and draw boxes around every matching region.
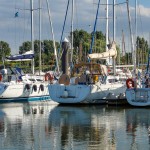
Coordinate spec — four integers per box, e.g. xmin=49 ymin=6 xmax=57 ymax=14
xmin=85 ymin=82 xmax=126 ymax=103
xmin=126 ymin=88 xmax=150 ymax=106
xmin=48 ymin=84 xmax=91 ymax=103
xmin=48 ymin=82 xmax=127 ymax=104
xmin=0 ymin=81 xmax=52 ymax=102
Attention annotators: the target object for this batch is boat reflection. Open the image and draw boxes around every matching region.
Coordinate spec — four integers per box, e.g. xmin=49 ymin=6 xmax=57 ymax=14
xmin=48 ymin=105 xmax=126 ymax=150
xmin=47 ymin=106 xmax=150 ymax=150
xmin=126 ymin=108 xmax=150 ymax=149
xmin=0 ymin=102 xmax=58 ymax=150
xmin=0 ymin=103 xmax=150 ymax=150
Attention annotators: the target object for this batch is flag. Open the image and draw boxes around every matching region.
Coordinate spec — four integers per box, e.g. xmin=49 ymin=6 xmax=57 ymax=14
xmin=15 ymin=12 xmax=19 ymax=17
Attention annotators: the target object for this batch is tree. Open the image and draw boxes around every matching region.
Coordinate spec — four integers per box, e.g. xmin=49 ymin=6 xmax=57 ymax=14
xmin=19 ymin=41 xmax=31 ymax=54
xmin=69 ymin=29 xmax=107 ymax=64
xmin=19 ymin=40 xmax=59 ymax=69
xmin=0 ymin=41 xmax=11 ymax=61
xmin=136 ymin=36 xmax=149 ymax=65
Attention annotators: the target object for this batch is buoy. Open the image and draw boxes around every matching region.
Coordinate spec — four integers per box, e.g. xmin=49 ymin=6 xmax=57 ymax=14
xmin=0 ymin=74 xmax=2 ymax=81
xmin=126 ymin=78 xmax=134 ymax=89
xmin=45 ymin=73 xmax=54 ymax=82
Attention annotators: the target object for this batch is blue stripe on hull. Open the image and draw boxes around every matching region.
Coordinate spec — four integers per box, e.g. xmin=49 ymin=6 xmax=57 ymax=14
xmin=0 ymin=96 xmax=51 ymax=103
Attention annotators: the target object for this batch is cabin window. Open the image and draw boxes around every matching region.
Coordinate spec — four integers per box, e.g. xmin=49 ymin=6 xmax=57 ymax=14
xmin=108 ymin=79 xmax=118 ymax=83
xmin=36 ymin=79 xmax=43 ymax=81
xmin=29 ymin=79 xmax=36 ymax=82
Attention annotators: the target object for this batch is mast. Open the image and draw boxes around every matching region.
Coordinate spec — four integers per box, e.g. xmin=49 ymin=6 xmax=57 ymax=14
xmin=70 ymin=0 xmax=74 ymax=68
xmin=39 ymin=0 xmax=41 ymax=75
xmin=31 ymin=0 xmax=34 ymax=74
xmin=135 ymin=0 xmax=138 ymax=67
xmin=106 ymin=0 xmax=109 ymax=64
xmin=46 ymin=0 xmax=59 ymax=72
xmin=106 ymin=0 xmax=109 ymax=51
xmin=122 ymin=30 xmax=126 ymax=62
xmin=126 ymin=0 xmax=136 ymax=75
xmin=135 ymin=0 xmax=137 ymax=43
xmin=113 ymin=0 xmax=116 ymax=75
xmin=146 ymin=33 xmax=150 ymax=73
xmin=60 ymin=0 xmax=70 ymax=49
xmin=113 ymin=0 xmax=116 ymax=41
xmin=89 ymin=0 xmax=101 ymax=54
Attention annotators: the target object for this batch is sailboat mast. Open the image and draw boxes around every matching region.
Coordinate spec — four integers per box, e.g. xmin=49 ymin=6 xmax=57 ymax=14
xmin=106 ymin=0 xmax=109 ymax=51
xmin=39 ymin=0 xmax=41 ymax=75
xmin=106 ymin=0 xmax=109 ymax=64
xmin=113 ymin=0 xmax=115 ymax=41
xmin=126 ymin=0 xmax=136 ymax=74
xmin=89 ymin=0 xmax=101 ymax=54
xmin=113 ymin=0 xmax=116 ymax=75
xmin=135 ymin=0 xmax=138 ymax=67
xmin=70 ymin=0 xmax=74 ymax=68
xmin=46 ymin=0 xmax=59 ymax=72
xmin=135 ymin=0 xmax=137 ymax=42
xmin=31 ymin=0 xmax=34 ymax=74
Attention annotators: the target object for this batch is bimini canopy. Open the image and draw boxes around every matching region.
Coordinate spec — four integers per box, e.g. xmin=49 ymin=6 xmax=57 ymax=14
xmin=71 ymin=62 xmax=104 ymax=77
xmin=88 ymin=41 xmax=117 ymax=59
xmin=5 ymin=50 xmax=34 ymax=61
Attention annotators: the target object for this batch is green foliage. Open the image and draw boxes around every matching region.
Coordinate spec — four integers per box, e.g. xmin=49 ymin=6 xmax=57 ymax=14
xmin=19 ymin=40 xmax=59 ymax=69
xmin=19 ymin=41 xmax=31 ymax=54
xmin=69 ymin=30 xmax=107 ymax=64
xmin=136 ymin=36 xmax=149 ymax=65
xmin=2 ymin=29 xmax=149 ymax=69
xmin=95 ymin=31 xmax=106 ymax=41
xmin=0 ymin=41 xmax=11 ymax=59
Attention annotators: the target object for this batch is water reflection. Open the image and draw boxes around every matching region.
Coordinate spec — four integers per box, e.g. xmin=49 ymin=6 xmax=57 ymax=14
xmin=0 ymin=103 xmax=150 ymax=150
xmin=48 ymin=106 xmax=150 ymax=150
xmin=126 ymin=108 xmax=150 ymax=150
xmin=48 ymin=105 xmax=126 ymax=150
xmin=0 ymin=102 xmax=58 ymax=150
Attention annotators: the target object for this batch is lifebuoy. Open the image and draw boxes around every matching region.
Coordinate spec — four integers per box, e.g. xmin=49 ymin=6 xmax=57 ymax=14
xmin=0 ymin=74 xmax=2 ymax=81
xmin=45 ymin=73 xmax=54 ymax=82
xmin=33 ymin=84 xmax=37 ymax=92
xmin=126 ymin=78 xmax=134 ymax=89
xmin=40 ymin=84 xmax=44 ymax=91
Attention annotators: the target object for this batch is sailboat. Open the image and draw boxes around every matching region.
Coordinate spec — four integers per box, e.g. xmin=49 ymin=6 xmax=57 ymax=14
xmin=125 ymin=0 xmax=150 ymax=107
xmin=48 ymin=0 xmax=130 ymax=104
xmin=0 ymin=0 xmax=57 ymax=103
xmin=125 ymin=47 xmax=150 ymax=106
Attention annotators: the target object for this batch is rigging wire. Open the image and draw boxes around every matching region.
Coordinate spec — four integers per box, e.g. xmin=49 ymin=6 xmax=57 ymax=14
xmin=137 ymin=0 xmax=148 ymax=65
xmin=137 ymin=0 xmax=144 ymax=38
xmin=73 ymin=0 xmax=79 ymax=64
xmin=117 ymin=3 xmax=128 ymax=64
xmin=89 ymin=0 xmax=101 ymax=55
xmin=22 ymin=0 xmax=26 ymax=53
xmin=14 ymin=0 xmax=17 ymax=54
xmin=74 ymin=0 xmax=78 ymax=30
xmin=58 ymin=0 xmax=70 ymax=61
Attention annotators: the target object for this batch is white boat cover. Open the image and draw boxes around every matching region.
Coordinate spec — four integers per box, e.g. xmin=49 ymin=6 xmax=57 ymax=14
xmin=88 ymin=41 xmax=117 ymax=59
xmin=5 ymin=50 xmax=34 ymax=61
xmin=100 ymin=65 xmax=108 ymax=75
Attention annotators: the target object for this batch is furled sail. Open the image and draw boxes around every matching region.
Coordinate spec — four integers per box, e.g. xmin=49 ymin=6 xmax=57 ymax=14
xmin=88 ymin=41 xmax=117 ymax=59
xmin=5 ymin=50 xmax=34 ymax=61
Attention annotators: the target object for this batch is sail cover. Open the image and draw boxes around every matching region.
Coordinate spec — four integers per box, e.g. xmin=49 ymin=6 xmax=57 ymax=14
xmin=88 ymin=41 xmax=117 ymax=59
xmin=5 ymin=50 xmax=34 ymax=61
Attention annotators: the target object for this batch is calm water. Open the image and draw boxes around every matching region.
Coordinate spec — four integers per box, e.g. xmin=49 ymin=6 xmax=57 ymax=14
xmin=0 ymin=102 xmax=149 ymax=150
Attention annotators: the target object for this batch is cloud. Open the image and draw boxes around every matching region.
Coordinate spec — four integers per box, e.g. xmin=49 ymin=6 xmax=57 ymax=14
xmin=137 ymin=4 xmax=150 ymax=18
xmin=0 ymin=0 xmax=150 ymax=54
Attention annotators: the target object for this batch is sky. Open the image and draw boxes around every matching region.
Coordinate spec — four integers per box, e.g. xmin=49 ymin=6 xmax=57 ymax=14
xmin=0 ymin=0 xmax=150 ymax=55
